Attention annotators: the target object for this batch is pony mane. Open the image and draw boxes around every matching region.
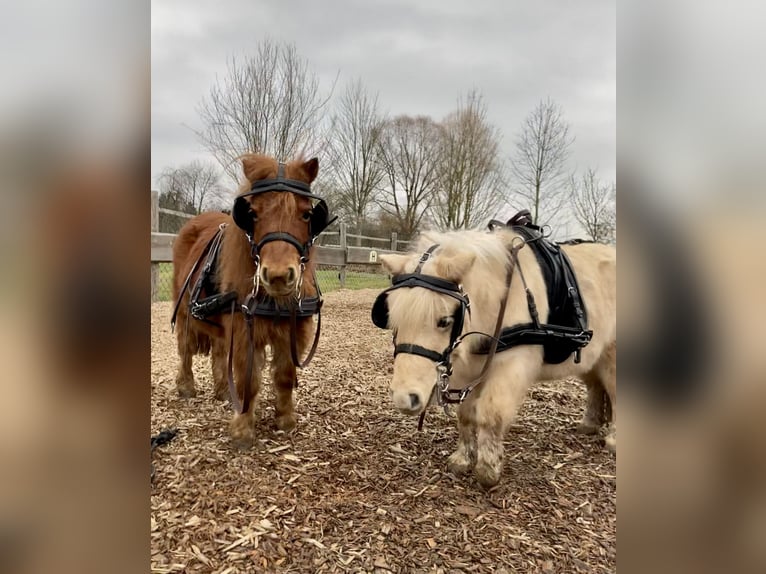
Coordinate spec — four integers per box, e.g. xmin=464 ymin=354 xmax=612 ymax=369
xmin=414 ymin=229 xmax=514 ymax=272
xmin=387 ymin=229 xmax=516 ymax=334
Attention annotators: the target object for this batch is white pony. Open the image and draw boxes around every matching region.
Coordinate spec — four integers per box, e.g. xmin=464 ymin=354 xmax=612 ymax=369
xmin=375 ymin=226 xmax=616 ymax=487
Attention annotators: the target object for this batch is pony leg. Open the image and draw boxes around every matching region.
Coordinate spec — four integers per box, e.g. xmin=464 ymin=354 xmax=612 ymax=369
xmin=447 ymin=401 xmax=477 ymax=476
xmin=577 ymin=373 xmax=607 ymax=434
xmin=473 ymin=362 xmax=534 ymax=488
xmin=270 ymin=355 xmax=297 ymax=432
xmin=211 ymin=337 xmax=228 ymax=401
xmin=174 ymin=318 xmax=197 ymax=398
xmin=597 ymin=341 xmax=617 ymax=452
xmin=228 ymin=322 xmax=263 ymax=448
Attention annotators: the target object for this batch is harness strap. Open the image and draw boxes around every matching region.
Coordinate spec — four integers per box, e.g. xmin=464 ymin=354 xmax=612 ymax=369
xmin=170 ymin=225 xmax=225 ymax=331
xmin=226 ymin=301 xmax=242 ymax=413
xmin=226 ymin=300 xmax=257 ymax=415
xmin=474 ymin=323 xmax=593 ymax=354
xmin=289 ymin=302 xmax=323 ymax=369
xmin=440 ymin=241 xmax=524 ymax=403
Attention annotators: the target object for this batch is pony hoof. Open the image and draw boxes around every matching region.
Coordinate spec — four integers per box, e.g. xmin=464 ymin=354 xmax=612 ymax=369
xmin=447 ymin=454 xmax=473 ymax=476
xmin=475 ymin=463 xmax=502 ymax=489
xmin=275 ymin=413 xmax=297 ymax=432
xmin=229 ymin=414 xmax=255 ymax=448
xmin=213 ymin=387 xmax=228 ymax=401
xmin=604 ymin=434 xmax=616 ymax=453
xmin=177 ymin=385 xmax=197 ymax=398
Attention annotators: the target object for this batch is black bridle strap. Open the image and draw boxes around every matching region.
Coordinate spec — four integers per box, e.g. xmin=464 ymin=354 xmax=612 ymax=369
xmin=414 ymin=244 xmax=439 ymax=273
xmin=394 ymin=344 xmax=445 ymax=363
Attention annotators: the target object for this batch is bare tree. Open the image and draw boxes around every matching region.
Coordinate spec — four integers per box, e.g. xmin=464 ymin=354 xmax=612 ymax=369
xmin=377 ymin=115 xmax=442 ymax=237
xmin=157 ymin=160 xmax=225 ymax=214
xmin=434 ymin=91 xmax=506 ymax=230
xmin=510 ymin=98 xmax=574 ymax=226
xmin=325 ymin=79 xmax=386 ymax=241
xmin=569 ymin=168 xmax=616 ymax=243
xmin=197 ymin=39 xmax=333 ymax=183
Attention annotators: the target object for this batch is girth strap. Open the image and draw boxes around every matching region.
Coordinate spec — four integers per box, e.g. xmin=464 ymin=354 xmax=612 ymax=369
xmin=474 ymin=323 xmax=592 ymax=355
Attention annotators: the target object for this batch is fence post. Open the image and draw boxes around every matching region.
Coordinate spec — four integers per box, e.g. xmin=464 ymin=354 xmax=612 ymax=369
xmin=339 ymin=222 xmax=347 ymax=289
xmin=151 ymin=190 xmax=159 ymax=302
xmin=390 ymin=231 xmax=398 ymax=251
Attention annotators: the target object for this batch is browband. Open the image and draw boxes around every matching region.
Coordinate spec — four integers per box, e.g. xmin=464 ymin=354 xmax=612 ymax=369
xmin=389 ymin=274 xmax=467 ymax=303
xmin=244 ymin=177 xmax=323 ymax=201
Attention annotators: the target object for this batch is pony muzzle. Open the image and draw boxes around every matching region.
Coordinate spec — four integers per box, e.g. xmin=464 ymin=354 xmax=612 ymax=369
xmin=391 ymin=388 xmax=425 ymax=414
xmin=259 ymin=264 xmax=299 ymax=296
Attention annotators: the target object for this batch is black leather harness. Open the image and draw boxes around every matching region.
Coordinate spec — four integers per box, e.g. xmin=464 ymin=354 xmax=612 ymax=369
xmin=371 ymin=210 xmax=593 ymax=414
xmin=480 ymin=213 xmax=593 ymax=364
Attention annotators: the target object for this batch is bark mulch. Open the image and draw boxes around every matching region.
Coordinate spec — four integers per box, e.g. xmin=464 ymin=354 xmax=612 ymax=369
xmin=151 ymin=289 xmax=615 ymax=573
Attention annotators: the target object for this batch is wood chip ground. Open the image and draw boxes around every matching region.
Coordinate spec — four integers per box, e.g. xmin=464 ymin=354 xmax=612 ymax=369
xmin=151 ymin=289 xmax=615 ymax=573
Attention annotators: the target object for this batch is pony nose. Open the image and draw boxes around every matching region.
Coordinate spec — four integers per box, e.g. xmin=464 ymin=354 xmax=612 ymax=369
xmin=261 ymin=265 xmax=297 ymax=287
xmin=408 ymin=393 xmax=421 ymax=410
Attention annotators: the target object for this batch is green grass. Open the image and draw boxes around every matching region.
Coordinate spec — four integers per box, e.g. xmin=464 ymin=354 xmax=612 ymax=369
xmin=315 ymin=269 xmax=391 ymax=292
xmin=153 ymin=263 xmax=389 ymax=302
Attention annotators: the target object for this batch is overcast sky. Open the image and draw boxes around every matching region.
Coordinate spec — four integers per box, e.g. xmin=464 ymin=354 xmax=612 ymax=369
xmin=152 ymin=0 xmax=615 ymax=200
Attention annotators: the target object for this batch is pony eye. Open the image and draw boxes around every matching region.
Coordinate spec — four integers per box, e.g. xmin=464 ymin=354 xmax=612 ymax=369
xmin=437 ymin=316 xmax=454 ymax=329
xmin=301 ymin=210 xmax=312 ymax=222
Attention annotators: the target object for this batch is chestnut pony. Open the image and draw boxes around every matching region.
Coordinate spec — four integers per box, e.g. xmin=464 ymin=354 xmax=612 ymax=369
xmin=170 ymin=154 xmax=333 ymax=446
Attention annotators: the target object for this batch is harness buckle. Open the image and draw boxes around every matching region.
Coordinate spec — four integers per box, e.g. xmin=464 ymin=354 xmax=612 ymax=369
xmin=435 ymin=363 xmax=451 ymax=406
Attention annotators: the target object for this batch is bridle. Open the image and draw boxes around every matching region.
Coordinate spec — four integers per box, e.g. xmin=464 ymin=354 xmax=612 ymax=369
xmin=390 ymin=245 xmax=471 ymax=367
xmin=372 ymin=240 xmax=526 ymax=428
xmin=233 ymin=162 xmax=329 ymax=274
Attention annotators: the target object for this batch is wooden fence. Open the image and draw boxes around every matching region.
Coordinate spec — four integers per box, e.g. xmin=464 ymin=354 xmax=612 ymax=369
xmin=151 ymin=190 xmax=411 ymax=300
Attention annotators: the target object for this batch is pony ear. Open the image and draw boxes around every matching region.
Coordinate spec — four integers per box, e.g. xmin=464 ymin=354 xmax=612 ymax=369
xmin=302 ymin=157 xmax=319 ymax=183
xmin=435 ymin=250 xmax=476 ymax=282
xmin=380 ymin=253 xmax=410 ymax=276
xmin=242 ymin=154 xmax=259 ymax=182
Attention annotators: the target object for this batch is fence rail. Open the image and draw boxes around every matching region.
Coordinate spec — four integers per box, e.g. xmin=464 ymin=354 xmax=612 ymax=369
xmin=150 ymin=191 xmax=409 ymax=300
xmin=158 ymin=206 xmax=197 ymax=219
